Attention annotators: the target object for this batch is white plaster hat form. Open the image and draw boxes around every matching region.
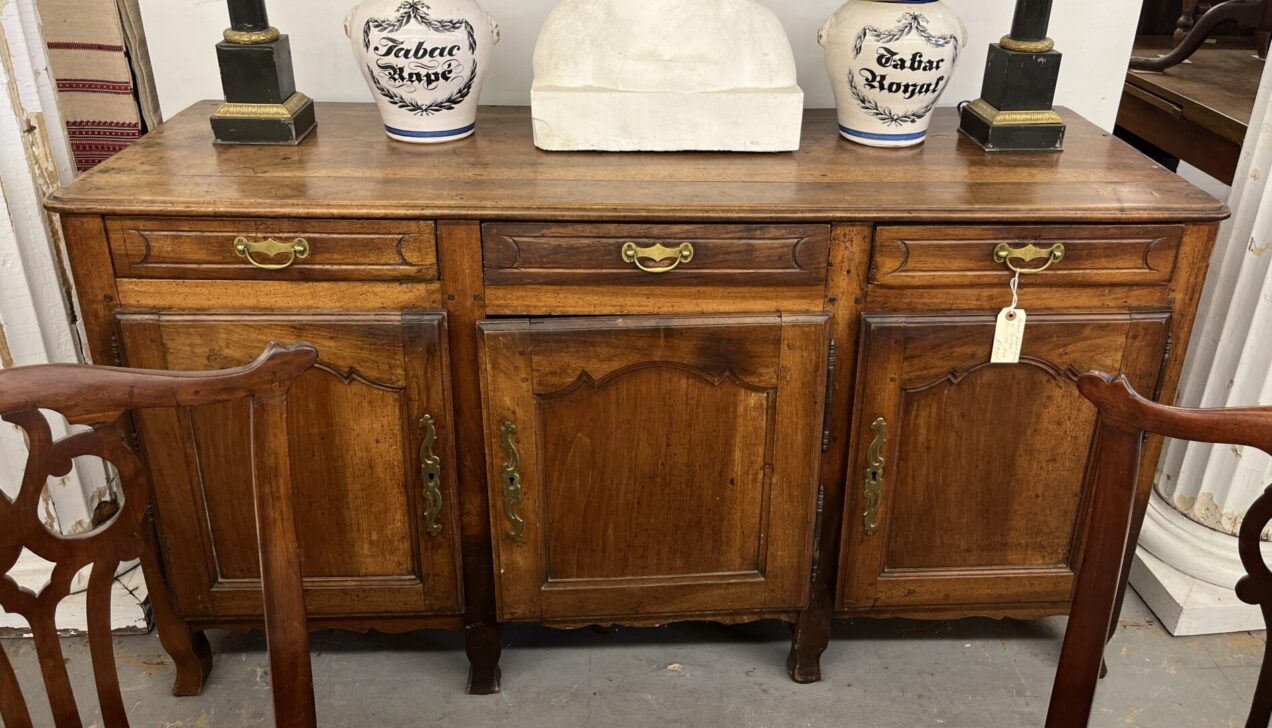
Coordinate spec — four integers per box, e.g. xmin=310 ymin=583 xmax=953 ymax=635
xmin=534 ymin=0 xmax=798 ymax=92
xmin=531 ymin=0 xmax=805 ymax=152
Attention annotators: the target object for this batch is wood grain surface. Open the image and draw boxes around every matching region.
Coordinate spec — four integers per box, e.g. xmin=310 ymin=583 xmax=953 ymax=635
xmin=47 ymin=104 xmax=1226 ymax=224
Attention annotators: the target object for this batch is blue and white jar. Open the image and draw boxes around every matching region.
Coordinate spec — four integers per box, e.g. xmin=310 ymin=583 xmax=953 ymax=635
xmin=346 ymin=0 xmax=499 ymax=143
xmin=820 ymin=0 xmax=966 ymax=147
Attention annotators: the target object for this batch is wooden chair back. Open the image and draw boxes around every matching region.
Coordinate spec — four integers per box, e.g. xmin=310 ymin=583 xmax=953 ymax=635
xmin=1046 ymin=372 xmax=1272 ymax=728
xmin=0 ymin=342 xmax=318 ymax=728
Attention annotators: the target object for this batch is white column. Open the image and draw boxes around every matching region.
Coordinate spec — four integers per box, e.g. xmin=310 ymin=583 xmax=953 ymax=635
xmin=1130 ymin=56 xmax=1272 ymax=636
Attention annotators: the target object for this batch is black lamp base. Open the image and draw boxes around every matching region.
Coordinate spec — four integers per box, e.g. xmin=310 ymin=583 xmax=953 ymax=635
xmin=211 ymin=25 xmax=316 ymax=145
xmin=959 ymin=99 xmax=1065 ymax=153
xmin=959 ymin=40 xmax=1066 ymax=152
xmin=211 ymin=92 xmax=316 ymax=145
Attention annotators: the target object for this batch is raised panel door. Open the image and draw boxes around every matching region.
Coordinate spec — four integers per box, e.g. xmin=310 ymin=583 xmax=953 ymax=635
xmin=479 ymin=314 xmax=830 ymax=622
xmin=837 ymin=311 xmax=1171 ymax=612
xmin=117 ymin=312 xmax=463 ymax=618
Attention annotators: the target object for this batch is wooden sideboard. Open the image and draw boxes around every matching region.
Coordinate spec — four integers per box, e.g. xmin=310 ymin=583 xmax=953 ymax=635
xmin=46 ymin=103 xmax=1227 ymax=694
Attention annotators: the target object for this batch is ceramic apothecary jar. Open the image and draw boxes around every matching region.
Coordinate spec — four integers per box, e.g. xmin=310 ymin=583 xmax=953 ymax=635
xmin=347 ymin=0 xmax=499 ymax=143
xmin=820 ymin=0 xmax=966 ymax=147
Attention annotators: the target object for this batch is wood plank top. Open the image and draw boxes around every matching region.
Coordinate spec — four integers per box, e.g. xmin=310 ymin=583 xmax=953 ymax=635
xmin=47 ymin=102 xmax=1228 ymax=224
xmin=1128 ymin=37 xmax=1262 ymax=145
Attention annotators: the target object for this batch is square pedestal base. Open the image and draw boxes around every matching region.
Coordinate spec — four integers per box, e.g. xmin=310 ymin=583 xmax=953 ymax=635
xmin=1130 ymin=546 xmax=1265 ymax=636
xmin=212 ymin=92 xmax=317 ymax=146
xmin=959 ymin=101 xmax=1065 ymax=152
xmin=531 ymin=85 xmax=804 ymax=152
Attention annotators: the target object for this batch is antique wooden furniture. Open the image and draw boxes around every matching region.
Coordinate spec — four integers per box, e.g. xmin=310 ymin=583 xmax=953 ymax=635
xmin=0 ymin=343 xmax=317 ymax=728
xmin=1130 ymin=0 xmax=1272 ymax=71
xmin=1047 ymin=374 xmax=1272 ymax=728
xmin=1236 ymin=485 xmax=1272 ymax=727
xmin=44 ymin=102 xmax=1228 ymax=693
xmin=1118 ymin=37 xmax=1260 ymax=184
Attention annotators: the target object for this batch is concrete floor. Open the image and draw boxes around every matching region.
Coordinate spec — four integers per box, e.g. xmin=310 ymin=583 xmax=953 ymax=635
xmin=2 ymin=591 xmax=1265 ymax=727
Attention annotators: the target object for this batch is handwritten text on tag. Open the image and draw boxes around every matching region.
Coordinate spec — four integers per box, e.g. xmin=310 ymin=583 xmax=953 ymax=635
xmin=992 ymin=308 xmax=1027 ymax=364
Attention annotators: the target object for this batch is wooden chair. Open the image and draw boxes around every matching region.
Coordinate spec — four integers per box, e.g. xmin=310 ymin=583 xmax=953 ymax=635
xmin=0 ymin=342 xmax=319 ymax=728
xmin=1046 ymin=372 xmax=1272 ymax=727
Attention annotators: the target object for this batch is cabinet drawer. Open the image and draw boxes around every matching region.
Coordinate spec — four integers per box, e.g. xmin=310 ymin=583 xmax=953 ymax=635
xmin=107 ymin=218 xmax=438 ymax=281
xmin=483 ymin=223 xmax=830 ymax=285
xmin=871 ymin=225 xmax=1184 ymax=288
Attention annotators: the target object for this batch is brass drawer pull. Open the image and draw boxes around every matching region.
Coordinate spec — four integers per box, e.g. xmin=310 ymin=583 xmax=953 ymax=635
xmin=621 ymin=242 xmax=694 ymax=274
xmin=419 ymin=415 xmax=443 ymax=537
xmin=233 ymin=236 xmax=311 ymax=270
xmin=993 ymin=242 xmax=1065 ymax=274
xmin=500 ymin=421 xmax=525 ymax=543
xmin=862 ymin=417 xmax=887 ymax=537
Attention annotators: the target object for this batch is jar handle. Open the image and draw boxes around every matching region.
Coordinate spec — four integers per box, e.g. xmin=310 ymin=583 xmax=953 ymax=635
xmin=488 ymin=13 xmax=501 ymax=46
xmin=818 ymin=17 xmax=834 ymax=48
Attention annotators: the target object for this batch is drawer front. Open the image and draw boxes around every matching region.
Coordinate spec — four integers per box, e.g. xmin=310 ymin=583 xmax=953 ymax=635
xmin=871 ymin=225 xmax=1184 ymax=288
xmin=483 ymin=223 xmax=831 ymax=285
xmin=108 ymin=218 xmax=438 ymax=281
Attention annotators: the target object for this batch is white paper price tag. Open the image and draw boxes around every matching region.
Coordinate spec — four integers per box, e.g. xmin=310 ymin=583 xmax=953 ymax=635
xmin=991 ymin=308 xmax=1027 ymax=364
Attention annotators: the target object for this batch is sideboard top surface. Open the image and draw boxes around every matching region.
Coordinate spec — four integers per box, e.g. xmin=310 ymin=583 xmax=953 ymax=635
xmin=47 ymin=102 xmax=1228 ymax=224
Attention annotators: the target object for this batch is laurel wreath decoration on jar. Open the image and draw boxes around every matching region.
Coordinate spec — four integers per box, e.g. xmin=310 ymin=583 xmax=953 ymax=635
xmin=821 ymin=0 xmax=967 ymax=148
xmin=347 ymin=0 xmax=499 ymax=143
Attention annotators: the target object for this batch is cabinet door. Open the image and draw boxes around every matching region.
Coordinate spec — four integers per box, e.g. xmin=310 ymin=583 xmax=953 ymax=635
xmin=837 ymin=311 xmax=1170 ymax=612
xmin=479 ymin=315 xmax=829 ymax=622
xmin=117 ymin=312 xmax=463 ymax=618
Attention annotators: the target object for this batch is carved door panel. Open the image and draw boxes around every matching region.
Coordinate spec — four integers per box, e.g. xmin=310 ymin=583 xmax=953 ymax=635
xmin=837 ymin=312 xmax=1171 ymax=612
xmin=479 ymin=315 xmax=830 ymax=622
xmin=117 ymin=312 xmax=463 ymax=618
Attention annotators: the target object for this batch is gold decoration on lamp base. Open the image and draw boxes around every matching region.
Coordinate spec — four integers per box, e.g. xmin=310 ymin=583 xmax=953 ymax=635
xmin=223 ymin=26 xmax=281 ymax=44
xmin=964 ymin=99 xmax=1064 ymax=127
xmin=211 ymin=92 xmax=317 ymax=146
xmin=213 ymin=91 xmax=312 ymax=120
xmin=999 ymin=35 xmax=1055 ymax=53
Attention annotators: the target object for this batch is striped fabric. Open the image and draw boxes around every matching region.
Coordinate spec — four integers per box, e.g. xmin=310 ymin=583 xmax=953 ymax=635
xmin=38 ymin=0 xmax=144 ymax=172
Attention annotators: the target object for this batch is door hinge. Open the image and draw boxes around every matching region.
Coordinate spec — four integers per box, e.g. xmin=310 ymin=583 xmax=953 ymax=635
xmin=821 ymin=339 xmax=838 ymax=452
xmin=109 ymin=331 xmax=124 ymax=367
xmin=809 ymin=483 xmax=826 ymax=585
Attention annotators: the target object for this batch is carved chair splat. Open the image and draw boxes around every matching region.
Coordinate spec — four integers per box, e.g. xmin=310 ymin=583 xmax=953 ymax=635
xmin=1047 ymin=372 xmax=1272 ymax=728
xmin=0 ymin=342 xmax=318 ymax=728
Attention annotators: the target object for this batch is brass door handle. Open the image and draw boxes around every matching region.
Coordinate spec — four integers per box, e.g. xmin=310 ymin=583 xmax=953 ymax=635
xmin=500 ymin=421 xmax=525 ymax=543
xmin=233 ymin=236 xmax=311 ymax=270
xmin=419 ymin=415 xmax=443 ymax=537
xmin=621 ymin=242 xmax=694 ymax=274
xmin=993 ymin=243 xmax=1065 ymax=274
xmin=862 ymin=418 xmax=887 ymax=537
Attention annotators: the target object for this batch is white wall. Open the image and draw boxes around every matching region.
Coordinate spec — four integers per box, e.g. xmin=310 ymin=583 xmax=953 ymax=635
xmin=140 ymin=0 xmax=1139 ymax=131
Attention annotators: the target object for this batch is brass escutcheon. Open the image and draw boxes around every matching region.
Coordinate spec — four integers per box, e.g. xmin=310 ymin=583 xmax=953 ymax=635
xmin=419 ymin=415 xmax=443 ymax=537
xmin=233 ymin=237 xmax=311 ymax=271
xmin=500 ymin=421 xmax=525 ymax=543
xmin=993 ymin=242 xmax=1065 ymax=274
xmin=621 ymin=242 xmax=695 ymax=274
xmin=862 ymin=418 xmax=888 ymax=536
